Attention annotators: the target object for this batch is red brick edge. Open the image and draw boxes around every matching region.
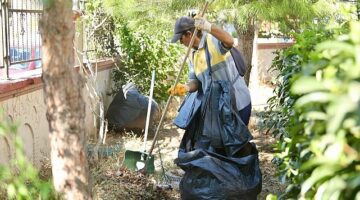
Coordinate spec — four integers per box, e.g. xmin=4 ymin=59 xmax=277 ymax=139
xmin=257 ymin=42 xmax=294 ymax=50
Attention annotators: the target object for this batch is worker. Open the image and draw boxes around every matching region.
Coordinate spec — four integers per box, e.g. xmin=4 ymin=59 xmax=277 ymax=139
xmin=169 ymin=16 xmax=251 ymax=125
xmin=169 ymin=16 xmax=261 ymax=200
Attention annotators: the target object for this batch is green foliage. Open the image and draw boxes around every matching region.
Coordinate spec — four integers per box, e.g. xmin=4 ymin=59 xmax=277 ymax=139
xmin=0 ymin=114 xmax=55 ymax=200
xmin=261 ymin=25 xmax=335 ymax=199
xmin=266 ymin=193 xmax=279 ymax=200
xmin=211 ymin=0 xmax=355 ymax=36
xmin=84 ymin=0 xmax=117 ymax=58
xmin=292 ymin=21 xmax=360 ymax=200
xmin=101 ymin=0 xmax=177 ymax=34
xmin=209 ymin=0 xmax=339 ymax=34
xmin=256 ymin=0 xmax=337 ymax=33
xmin=169 ymin=0 xmax=206 ymax=11
xmin=84 ymin=0 xmax=185 ymax=103
xmin=41 ymin=0 xmax=55 ymax=9
xmin=262 ymin=19 xmax=359 ymax=199
xmin=111 ymin=23 xmax=183 ymax=102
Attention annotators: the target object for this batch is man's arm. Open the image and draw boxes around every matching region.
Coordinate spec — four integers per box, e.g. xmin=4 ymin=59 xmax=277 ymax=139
xmin=209 ymin=25 xmax=234 ymax=49
xmin=194 ymin=17 xmax=234 ymax=48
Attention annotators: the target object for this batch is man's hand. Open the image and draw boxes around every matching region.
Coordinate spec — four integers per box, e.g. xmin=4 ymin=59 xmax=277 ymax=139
xmin=167 ymin=83 xmax=188 ymax=96
xmin=194 ymin=16 xmax=212 ymax=33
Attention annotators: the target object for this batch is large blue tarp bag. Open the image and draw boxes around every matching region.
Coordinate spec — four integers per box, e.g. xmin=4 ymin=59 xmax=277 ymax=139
xmin=173 ymin=91 xmax=202 ymax=129
xmin=175 ymin=81 xmax=262 ymax=200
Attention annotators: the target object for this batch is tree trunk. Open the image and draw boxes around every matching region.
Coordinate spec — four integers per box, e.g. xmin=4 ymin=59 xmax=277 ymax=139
xmin=357 ymin=2 xmax=360 ymax=20
xmin=39 ymin=1 xmax=92 ymax=199
xmin=235 ymin=19 xmax=255 ymax=86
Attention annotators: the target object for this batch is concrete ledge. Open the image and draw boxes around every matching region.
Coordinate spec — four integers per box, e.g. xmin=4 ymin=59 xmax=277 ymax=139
xmin=0 ymin=58 xmax=116 ymax=102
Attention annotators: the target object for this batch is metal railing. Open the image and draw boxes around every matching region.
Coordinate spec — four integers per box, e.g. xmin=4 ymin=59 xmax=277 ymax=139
xmin=1 ymin=0 xmax=43 ymax=79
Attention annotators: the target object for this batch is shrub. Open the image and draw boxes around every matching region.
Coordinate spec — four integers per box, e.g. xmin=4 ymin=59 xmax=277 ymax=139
xmin=261 ymin=22 xmax=352 ymax=199
xmin=111 ymin=22 xmax=183 ymax=103
xmin=291 ymin=21 xmax=360 ymax=200
xmin=0 ymin=114 xmax=55 ymax=200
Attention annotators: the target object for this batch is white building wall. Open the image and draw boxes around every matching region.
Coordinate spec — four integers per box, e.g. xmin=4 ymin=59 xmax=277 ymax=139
xmin=255 ymin=48 xmax=279 ymax=84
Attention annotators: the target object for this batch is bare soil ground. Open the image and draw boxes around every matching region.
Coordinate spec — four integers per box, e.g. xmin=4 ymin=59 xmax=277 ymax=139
xmin=90 ymin=83 xmax=286 ymax=199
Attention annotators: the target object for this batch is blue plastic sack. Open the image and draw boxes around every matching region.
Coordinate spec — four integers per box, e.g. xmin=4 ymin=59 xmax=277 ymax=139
xmin=173 ymin=91 xmax=202 ymax=129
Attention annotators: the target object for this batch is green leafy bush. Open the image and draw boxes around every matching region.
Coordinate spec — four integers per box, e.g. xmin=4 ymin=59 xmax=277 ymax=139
xmin=291 ymin=21 xmax=360 ymax=200
xmin=0 ymin=115 xmax=55 ymax=200
xmin=84 ymin=0 xmax=186 ymax=103
xmin=263 ymin=21 xmax=359 ymax=199
xmin=262 ymin=26 xmax=336 ymax=198
xmin=111 ymin=22 xmax=183 ymax=103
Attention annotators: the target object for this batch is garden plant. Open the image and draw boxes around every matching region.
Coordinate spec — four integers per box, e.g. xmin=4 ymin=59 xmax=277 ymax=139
xmin=263 ymin=11 xmax=360 ymax=200
xmin=0 ymin=114 xmax=55 ymax=199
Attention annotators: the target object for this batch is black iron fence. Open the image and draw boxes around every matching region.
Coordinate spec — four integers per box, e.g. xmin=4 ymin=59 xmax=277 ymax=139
xmin=1 ymin=0 xmax=43 ymax=79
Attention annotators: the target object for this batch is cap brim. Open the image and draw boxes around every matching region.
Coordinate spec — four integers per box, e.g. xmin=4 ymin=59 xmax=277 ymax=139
xmin=170 ymin=33 xmax=182 ymax=43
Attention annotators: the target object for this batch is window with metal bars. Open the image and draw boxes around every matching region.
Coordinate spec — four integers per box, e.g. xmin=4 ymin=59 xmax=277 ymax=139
xmin=0 ymin=0 xmax=43 ymax=79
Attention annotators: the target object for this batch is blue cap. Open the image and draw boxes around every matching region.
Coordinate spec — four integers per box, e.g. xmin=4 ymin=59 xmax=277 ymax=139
xmin=171 ymin=17 xmax=195 ymax=43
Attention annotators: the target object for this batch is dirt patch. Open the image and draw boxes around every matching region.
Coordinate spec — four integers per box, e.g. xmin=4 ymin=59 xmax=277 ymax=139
xmin=91 ymin=156 xmax=179 ymax=200
xmin=90 ymin=120 xmax=183 ymax=199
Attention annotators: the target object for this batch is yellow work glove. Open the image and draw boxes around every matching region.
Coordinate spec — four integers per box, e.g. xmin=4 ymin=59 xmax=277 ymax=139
xmin=167 ymin=83 xmax=187 ymax=96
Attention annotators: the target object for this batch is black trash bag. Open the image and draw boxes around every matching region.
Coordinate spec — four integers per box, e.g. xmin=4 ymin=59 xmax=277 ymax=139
xmin=106 ymin=82 xmax=158 ymax=130
xmin=175 ymin=81 xmax=262 ymax=200
xmin=177 ymin=147 xmax=261 ymax=200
